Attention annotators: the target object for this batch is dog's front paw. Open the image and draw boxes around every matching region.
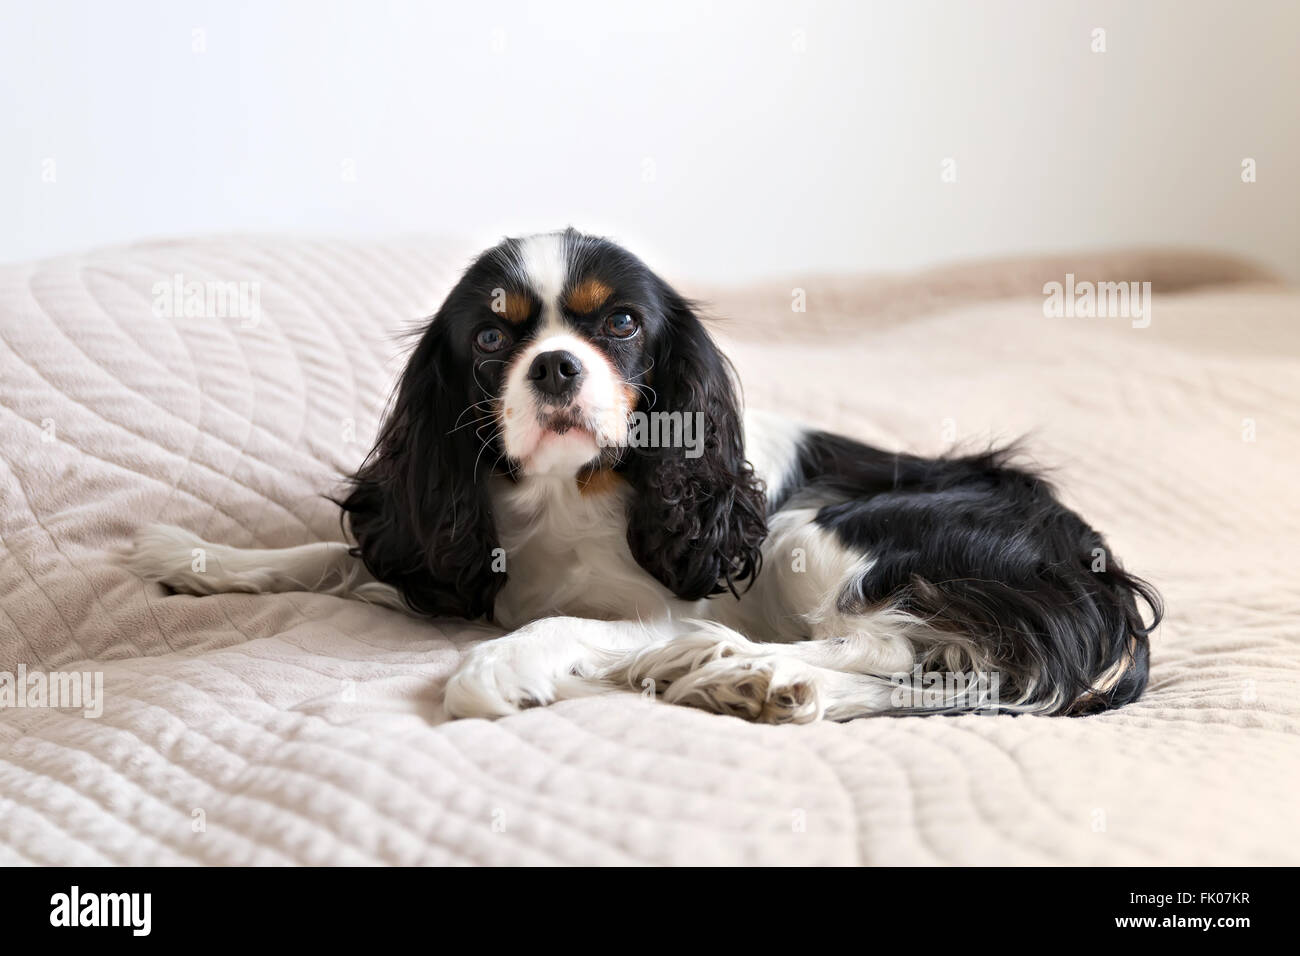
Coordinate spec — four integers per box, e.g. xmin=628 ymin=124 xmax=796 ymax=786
xmin=443 ymin=617 xmax=619 ymax=720
xmin=664 ymin=655 xmax=824 ymax=724
xmin=444 ymin=640 xmax=554 ymax=719
xmin=608 ymin=621 xmax=753 ymax=693
xmin=612 ymin=624 xmax=825 ymax=725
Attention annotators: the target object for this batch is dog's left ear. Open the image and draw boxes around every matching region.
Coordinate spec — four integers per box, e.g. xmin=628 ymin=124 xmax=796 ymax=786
xmin=336 ymin=312 xmax=505 ymax=620
xmin=623 ymin=282 xmax=768 ymax=599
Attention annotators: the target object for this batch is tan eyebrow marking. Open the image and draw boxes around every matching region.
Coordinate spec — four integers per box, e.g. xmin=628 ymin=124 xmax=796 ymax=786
xmin=564 ymin=278 xmax=614 ymax=314
xmin=493 ymin=291 xmax=535 ymax=325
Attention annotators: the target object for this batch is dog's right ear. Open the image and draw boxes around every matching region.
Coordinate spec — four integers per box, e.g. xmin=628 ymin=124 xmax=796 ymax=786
xmin=623 ymin=280 xmax=768 ymax=600
xmin=337 ymin=312 xmax=504 ymax=620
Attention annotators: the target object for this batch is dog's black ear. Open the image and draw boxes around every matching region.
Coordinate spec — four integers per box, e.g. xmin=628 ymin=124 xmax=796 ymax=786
xmin=623 ymin=284 xmax=768 ymax=599
xmin=337 ymin=313 xmax=503 ymax=619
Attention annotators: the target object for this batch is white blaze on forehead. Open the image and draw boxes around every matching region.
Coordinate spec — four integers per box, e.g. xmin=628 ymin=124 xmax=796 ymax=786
xmin=514 ymin=232 xmax=571 ymax=334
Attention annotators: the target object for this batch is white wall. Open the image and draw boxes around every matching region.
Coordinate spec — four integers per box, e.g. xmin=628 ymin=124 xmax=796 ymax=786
xmin=3 ymin=0 xmax=1297 ymax=282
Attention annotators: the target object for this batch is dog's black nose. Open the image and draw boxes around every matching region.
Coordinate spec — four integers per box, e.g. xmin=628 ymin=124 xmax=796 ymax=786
xmin=527 ymin=350 xmax=584 ymax=399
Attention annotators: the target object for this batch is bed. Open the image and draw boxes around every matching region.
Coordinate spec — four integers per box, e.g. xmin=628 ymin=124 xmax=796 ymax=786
xmin=1 ymin=235 xmax=1297 ymax=865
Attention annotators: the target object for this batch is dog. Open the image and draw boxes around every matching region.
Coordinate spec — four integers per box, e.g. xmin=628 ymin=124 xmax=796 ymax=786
xmin=126 ymin=228 xmax=1161 ymax=723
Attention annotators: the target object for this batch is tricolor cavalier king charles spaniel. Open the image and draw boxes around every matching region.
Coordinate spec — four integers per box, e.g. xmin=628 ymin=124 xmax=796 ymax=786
xmin=128 ymin=229 xmax=1161 ymax=723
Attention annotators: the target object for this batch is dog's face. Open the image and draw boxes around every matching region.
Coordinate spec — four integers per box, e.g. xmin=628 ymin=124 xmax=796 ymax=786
xmin=339 ymin=229 xmax=768 ymax=620
xmin=435 ymin=230 xmax=667 ymax=477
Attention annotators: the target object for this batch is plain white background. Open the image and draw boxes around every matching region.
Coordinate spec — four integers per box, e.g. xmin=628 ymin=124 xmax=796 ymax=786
xmin=3 ymin=0 xmax=1297 ymax=282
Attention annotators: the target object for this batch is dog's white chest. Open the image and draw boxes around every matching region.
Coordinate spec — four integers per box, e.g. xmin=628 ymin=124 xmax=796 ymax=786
xmin=491 ymin=475 xmax=681 ymax=629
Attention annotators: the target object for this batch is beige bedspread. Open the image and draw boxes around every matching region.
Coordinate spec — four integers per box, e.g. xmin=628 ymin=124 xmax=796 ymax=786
xmin=1 ymin=235 xmax=1297 ymax=865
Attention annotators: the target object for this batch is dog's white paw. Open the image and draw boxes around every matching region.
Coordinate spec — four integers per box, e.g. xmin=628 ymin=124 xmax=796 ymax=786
xmin=608 ymin=622 xmax=751 ymax=692
xmin=444 ymin=641 xmax=554 ymax=719
xmin=121 ymin=524 xmax=221 ymax=593
xmin=612 ymin=624 xmax=826 ymax=724
xmin=665 ymin=654 xmax=824 ymax=724
xmin=443 ymin=617 xmax=625 ymax=720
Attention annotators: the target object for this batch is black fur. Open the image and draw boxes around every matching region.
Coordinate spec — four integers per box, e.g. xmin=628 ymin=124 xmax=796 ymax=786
xmin=790 ymin=431 xmax=1162 ymax=714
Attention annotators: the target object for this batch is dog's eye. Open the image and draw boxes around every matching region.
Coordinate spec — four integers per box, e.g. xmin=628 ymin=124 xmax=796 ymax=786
xmin=475 ymin=327 xmax=508 ymax=352
xmin=604 ymin=312 xmax=639 ymax=338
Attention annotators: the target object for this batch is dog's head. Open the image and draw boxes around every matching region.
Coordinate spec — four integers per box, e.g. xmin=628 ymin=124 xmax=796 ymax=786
xmin=340 ymin=228 xmax=767 ymax=619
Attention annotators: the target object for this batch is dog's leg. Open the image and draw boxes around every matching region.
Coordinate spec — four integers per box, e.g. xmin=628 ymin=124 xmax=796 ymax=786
xmin=122 ymin=524 xmax=408 ymax=611
xmin=609 ymin=613 xmax=925 ymax=723
xmin=599 ymin=504 xmax=981 ymax=723
xmin=443 ymin=616 xmax=667 ymax=719
xmin=600 ymin=507 xmax=929 ymax=724
xmin=442 ymin=611 xmax=935 ymax=723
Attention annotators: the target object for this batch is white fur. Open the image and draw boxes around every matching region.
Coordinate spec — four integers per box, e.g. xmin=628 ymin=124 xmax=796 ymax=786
xmin=741 ymin=408 xmax=806 ymax=503
xmin=488 ymin=474 xmax=691 ymax=629
xmin=606 ymin=621 xmax=902 ymax=723
xmin=444 ymin=616 xmax=664 ymax=718
xmin=121 ymin=524 xmax=407 ymax=611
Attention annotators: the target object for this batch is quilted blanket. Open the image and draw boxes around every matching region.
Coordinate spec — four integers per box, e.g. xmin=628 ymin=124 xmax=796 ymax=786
xmin=1 ymin=236 xmax=1297 ymax=865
